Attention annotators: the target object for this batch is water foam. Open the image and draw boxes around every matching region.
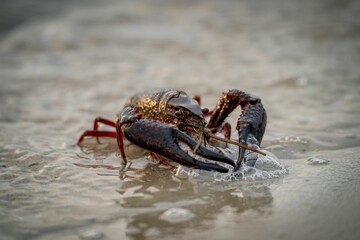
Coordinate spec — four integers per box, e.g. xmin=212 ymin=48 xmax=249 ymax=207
xmin=175 ymin=141 xmax=287 ymax=182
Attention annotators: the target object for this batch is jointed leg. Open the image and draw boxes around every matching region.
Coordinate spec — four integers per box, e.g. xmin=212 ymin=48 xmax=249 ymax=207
xmin=149 ymin=152 xmax=176 ymax=169
xmin=193 ymin=95 xmax=201 ymax=105
xmin=93 ymin=117 xmax=116 ymax=143
xmin=193 ymin=95 xmax=213 ymax=117
xmin=218 ymin=122 xmax=232 ymax=143
xmin=77 ymin=130 xmax=117 ymax=144
xmin=194 ymin=95 xmax=232 ymax=142
xmin=93 ymin=116 xmax=116 ymax=130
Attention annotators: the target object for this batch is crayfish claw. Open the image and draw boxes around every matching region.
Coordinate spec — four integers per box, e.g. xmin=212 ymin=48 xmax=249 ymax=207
xmin=191 ymin=160 xmax=230 ymax=173
xmin=175 ymin=130 xmax=235 ymax=168
xmin=234 ymin=147 xmax=246 ymax=172
xmin=234 ymin=132 xmax=261 ymax=171
xmin=123 ymin=119 xmax=234 ymax=172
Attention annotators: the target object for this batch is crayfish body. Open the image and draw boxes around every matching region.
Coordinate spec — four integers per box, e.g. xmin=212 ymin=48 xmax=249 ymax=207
xmin=78 ymin=88 xmax=267 ymax=173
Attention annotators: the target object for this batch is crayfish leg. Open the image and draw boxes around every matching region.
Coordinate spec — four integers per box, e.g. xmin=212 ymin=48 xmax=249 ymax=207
xmin=193 ymin=95 xmax=214 ymax=117
xmin=149 ymin=152 xmax=176 ymax=169
xmin=93 ymin=116 xmax=116 ymax=130
xmin=92 ymin=117 xmax=117 ymax=143
xmin=77 ymin=130 xmax=117 ymax=144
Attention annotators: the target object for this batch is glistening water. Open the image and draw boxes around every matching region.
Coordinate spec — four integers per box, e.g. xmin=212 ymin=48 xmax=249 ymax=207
xmin=1 ymin=0 xmax=360 ymax=239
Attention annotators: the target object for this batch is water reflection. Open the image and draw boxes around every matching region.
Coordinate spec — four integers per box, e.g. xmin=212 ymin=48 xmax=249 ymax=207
xmin=116 ymin=163 xmax=274 ymax=239
xmin=76 ymin=140 xmax=275 ymax=239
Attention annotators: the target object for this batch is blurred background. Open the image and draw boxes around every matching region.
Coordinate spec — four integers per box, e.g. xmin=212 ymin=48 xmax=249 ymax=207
xmin=0 ymin=0 xmax=359 ymax=239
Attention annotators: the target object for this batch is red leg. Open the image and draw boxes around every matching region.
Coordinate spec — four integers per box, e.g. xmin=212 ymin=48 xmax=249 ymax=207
xmin=93 ymin=116 xmax=116 ymax=130
xmin=193 ymin=95 xmax=201 ymax=105
xmin=219 ymin=122 xmax=232 ymax=140
xmin=116 ymin=119 xmax=128 ymax=166
xmin=193 ymin=95 xmax=214 ymax=117
xmin=203 ymin=110 xmax=214 ymax=118
xmin=93 ymin=117 xmax=116 ymax=143
xmin=149 ymin=152 xmax=176 ymax=169
xmin=77 ymin=130 xmax=117 ymax=144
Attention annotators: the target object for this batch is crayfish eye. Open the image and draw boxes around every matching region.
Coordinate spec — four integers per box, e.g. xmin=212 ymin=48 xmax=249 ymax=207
xmin=175 ymin=110 xmax=182 ymax=117
xmin=201 ymin=108 xmax=209 ymax=114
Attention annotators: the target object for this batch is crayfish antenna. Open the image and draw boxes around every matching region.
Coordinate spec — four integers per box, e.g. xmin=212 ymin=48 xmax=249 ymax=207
xmin=193 ymin=125 xmax=206 ymax=153
xmin=206 ymin=131 xmax=266 ymax=156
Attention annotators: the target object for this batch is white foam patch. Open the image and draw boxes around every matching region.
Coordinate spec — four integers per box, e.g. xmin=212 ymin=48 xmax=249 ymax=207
xmin=305 ymin=156 xmax=330 ymax=165
xmin=159 ymin=207 xmax=195 ymax=223
xmin=177 ymin=139 xmax=287 ymax=182
xmin=230 ymin=149 xmax=288 ymax=181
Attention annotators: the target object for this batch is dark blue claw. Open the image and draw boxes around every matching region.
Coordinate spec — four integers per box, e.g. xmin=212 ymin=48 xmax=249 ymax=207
xmin=234 ymin=102 xmax=267 ymax=171
xmin=123 ymin=119 xmax=234 ymax=173
xmin=207 ymin=89 xmax=267 ymax=171
xmin=234 ymin=124 xmax=260 ymax=171
xmin=175 ymin=130 xmax=235 ymax=167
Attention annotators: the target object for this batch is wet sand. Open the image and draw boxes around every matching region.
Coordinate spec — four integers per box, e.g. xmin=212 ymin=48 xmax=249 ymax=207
xmin=1 ymin=0 xmax=360 ymax=239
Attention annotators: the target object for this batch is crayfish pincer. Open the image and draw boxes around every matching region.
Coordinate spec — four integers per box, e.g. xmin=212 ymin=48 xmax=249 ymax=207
xmin=78 ymin=88 xmax=267 ymax=173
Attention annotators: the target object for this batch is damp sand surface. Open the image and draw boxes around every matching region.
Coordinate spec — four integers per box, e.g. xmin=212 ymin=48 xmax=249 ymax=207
xmin=1 ymin=0 xmax=360 ymax=239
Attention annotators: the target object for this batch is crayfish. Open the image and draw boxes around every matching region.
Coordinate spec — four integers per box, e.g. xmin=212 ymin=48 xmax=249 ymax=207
xmin=78 ymin=88 xmax=267 ymax=173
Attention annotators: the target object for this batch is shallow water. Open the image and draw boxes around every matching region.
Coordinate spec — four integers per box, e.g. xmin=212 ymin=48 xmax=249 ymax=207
xmin=1 ymin=0 xmax=360 ymax=239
